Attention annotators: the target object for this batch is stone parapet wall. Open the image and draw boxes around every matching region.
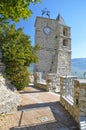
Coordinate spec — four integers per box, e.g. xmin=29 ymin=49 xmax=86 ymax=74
xmin=60 ymin=96 xmax=74 ymax=117
xmin=60 ymin=76 xmax=78 ymax=122
xmin=34 ymin=82 xmax=48 ymax=91
xmin=46 ymin=73 xmax=60 ymax=92
xmin=60 ymin=76 xmax=77 ymax=102
xmin=34 ymin=72 xmax=48 ymax=91
xmin=60 ymin=76 xmax=86 ymax=126
xmin=34 ymin=72 xmax=42 ymax=84
xmin=74 ymin=79 xmax=86 ymax=130
xmin=60 ymin=96 xmax=79 ymax=123
xmin=74 ymin=79 xmax=86 ymax=117
xmin=34 ymin=72 xmax=60 ymax=92
xmin=29 ymin=73 xmax=34 ymax=83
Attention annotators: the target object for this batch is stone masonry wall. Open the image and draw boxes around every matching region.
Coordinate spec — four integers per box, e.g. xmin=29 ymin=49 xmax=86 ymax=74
xmin=0 ymin=74 xmax=21 ymax=114
xmin=60 ymin=77 xmax=86 ymax=124
xmin=34 ymin=16 xmax=71 ymax=79
xmin=60 ymin=76 xmax=77 ymax=121
xmin=46 ymin=73 xmax=60 ymax=92
xmin=74 ymin=79 xmax=86 ymax=130
xmin=34 ymin=72 xmax=60 ymax=92
xmin=34 ymin=72 xmax=48 ymax=91
xmin=74 ymin=79 xmax=86 ymax=121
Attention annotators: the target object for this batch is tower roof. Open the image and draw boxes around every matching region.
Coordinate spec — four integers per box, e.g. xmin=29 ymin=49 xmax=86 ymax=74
xmin=56 ymin=13 xmax=65 ymax=25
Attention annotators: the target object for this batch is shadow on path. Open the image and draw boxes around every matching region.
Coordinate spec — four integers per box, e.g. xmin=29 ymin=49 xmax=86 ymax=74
xmin=11 ymin=101 xmax=79 ymax=130
xmin=10 ymin=85 xmax=80 ymax=130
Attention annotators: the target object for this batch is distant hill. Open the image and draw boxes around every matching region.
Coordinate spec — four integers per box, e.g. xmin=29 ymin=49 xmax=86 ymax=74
xmin=28 ymin=58 xmax=86 ymax=78
xmin=72 ymin=58 xmax=86 ymax=78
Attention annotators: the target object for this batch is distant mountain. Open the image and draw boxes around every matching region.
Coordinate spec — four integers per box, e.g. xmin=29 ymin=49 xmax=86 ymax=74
xmin=28 ymin=58 xmax=86 ymax=78
xmin=72 ymin=58 xmax=86 ymax=78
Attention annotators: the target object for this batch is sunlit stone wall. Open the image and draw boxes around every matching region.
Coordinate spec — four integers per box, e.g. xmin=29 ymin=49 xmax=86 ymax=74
xmin=60 ymin=77 xmax=86 ymax=124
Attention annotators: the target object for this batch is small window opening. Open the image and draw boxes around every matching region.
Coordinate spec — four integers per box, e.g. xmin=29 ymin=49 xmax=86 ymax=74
xmin=63 ymin=28 xmax=68 ymax=36
xmin=63 ymin=39 xmax=68 ymax=46
xmin=50 ymin=69 xmax=52 ymax=72
xmin=76 ymin=98 xmax=78 ymax=105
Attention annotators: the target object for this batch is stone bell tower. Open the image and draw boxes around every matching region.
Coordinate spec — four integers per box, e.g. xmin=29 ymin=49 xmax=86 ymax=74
xmin=34 ymin=14 xmax=71 ymax=78
xmin=56 ymin=14 xmax=71 ymax=76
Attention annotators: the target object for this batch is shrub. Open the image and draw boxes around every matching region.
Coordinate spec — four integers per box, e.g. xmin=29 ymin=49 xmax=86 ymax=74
xmin=5 ymin=66 xmax=29 ymax=90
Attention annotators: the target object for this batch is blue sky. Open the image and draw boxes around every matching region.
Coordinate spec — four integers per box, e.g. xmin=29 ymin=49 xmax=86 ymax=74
xmin=16 ymin=0 xmax=86 ymax=59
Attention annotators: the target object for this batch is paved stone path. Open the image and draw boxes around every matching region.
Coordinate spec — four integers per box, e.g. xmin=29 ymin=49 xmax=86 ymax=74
xmin=0 ymin=84 xmax=80 ymax=130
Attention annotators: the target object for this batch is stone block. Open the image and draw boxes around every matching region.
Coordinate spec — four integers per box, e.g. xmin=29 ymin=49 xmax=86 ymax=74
xmin=0 ymin=76 xmax=21 ymax=114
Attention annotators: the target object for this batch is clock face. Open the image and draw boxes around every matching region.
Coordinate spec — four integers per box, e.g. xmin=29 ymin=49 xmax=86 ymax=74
xmin=43 ymin=26 xmax=51 ymax=35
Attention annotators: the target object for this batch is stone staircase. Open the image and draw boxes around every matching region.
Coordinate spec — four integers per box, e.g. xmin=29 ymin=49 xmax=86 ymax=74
xmin=0 ymin=74 xmax=21 ymax=114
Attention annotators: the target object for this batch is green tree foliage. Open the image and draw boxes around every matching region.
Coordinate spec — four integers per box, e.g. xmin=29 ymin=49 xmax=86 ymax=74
xmin=1 ymin=25 xmax=40 ymax=90
xmin=5 ymin=66 xmax=30 ymax=90
xmin=0 ymin=0 xmax=41 ymax=22
xmin=0 ymin=0 xmax=41 ymax=90
xmin=2 ymin=25 xmax=40 ymax=66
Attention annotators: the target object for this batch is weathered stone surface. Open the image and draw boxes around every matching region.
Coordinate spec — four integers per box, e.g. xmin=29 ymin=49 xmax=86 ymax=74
xmin=74 ymin=79 xmax=86 ymax=119
xmin=46 ymin=73 xmax=60 ymax=92
xmin=29 ymin=73 xmax=34 ymax=83
xmin=34 ymin=16 xmax=71 ymax=81
xmin=34 ymin=72 xmax=60 ymax=92
xmin=0 ymin=74 xmax=21 ymax=114
xmin=60 ymin=77 xmax=86 ymax=130
xmin=80 ymin=89 xmax=86 ymax=96
xmin=34 ymin=72 xmax=48 ymax=91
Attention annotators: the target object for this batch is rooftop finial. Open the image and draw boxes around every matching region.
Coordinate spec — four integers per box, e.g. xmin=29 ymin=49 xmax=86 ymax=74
xmin=56 ymin=13 xmax=65 ymax=25
xmin=41 ymin=8 xmax=50 ymax=18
